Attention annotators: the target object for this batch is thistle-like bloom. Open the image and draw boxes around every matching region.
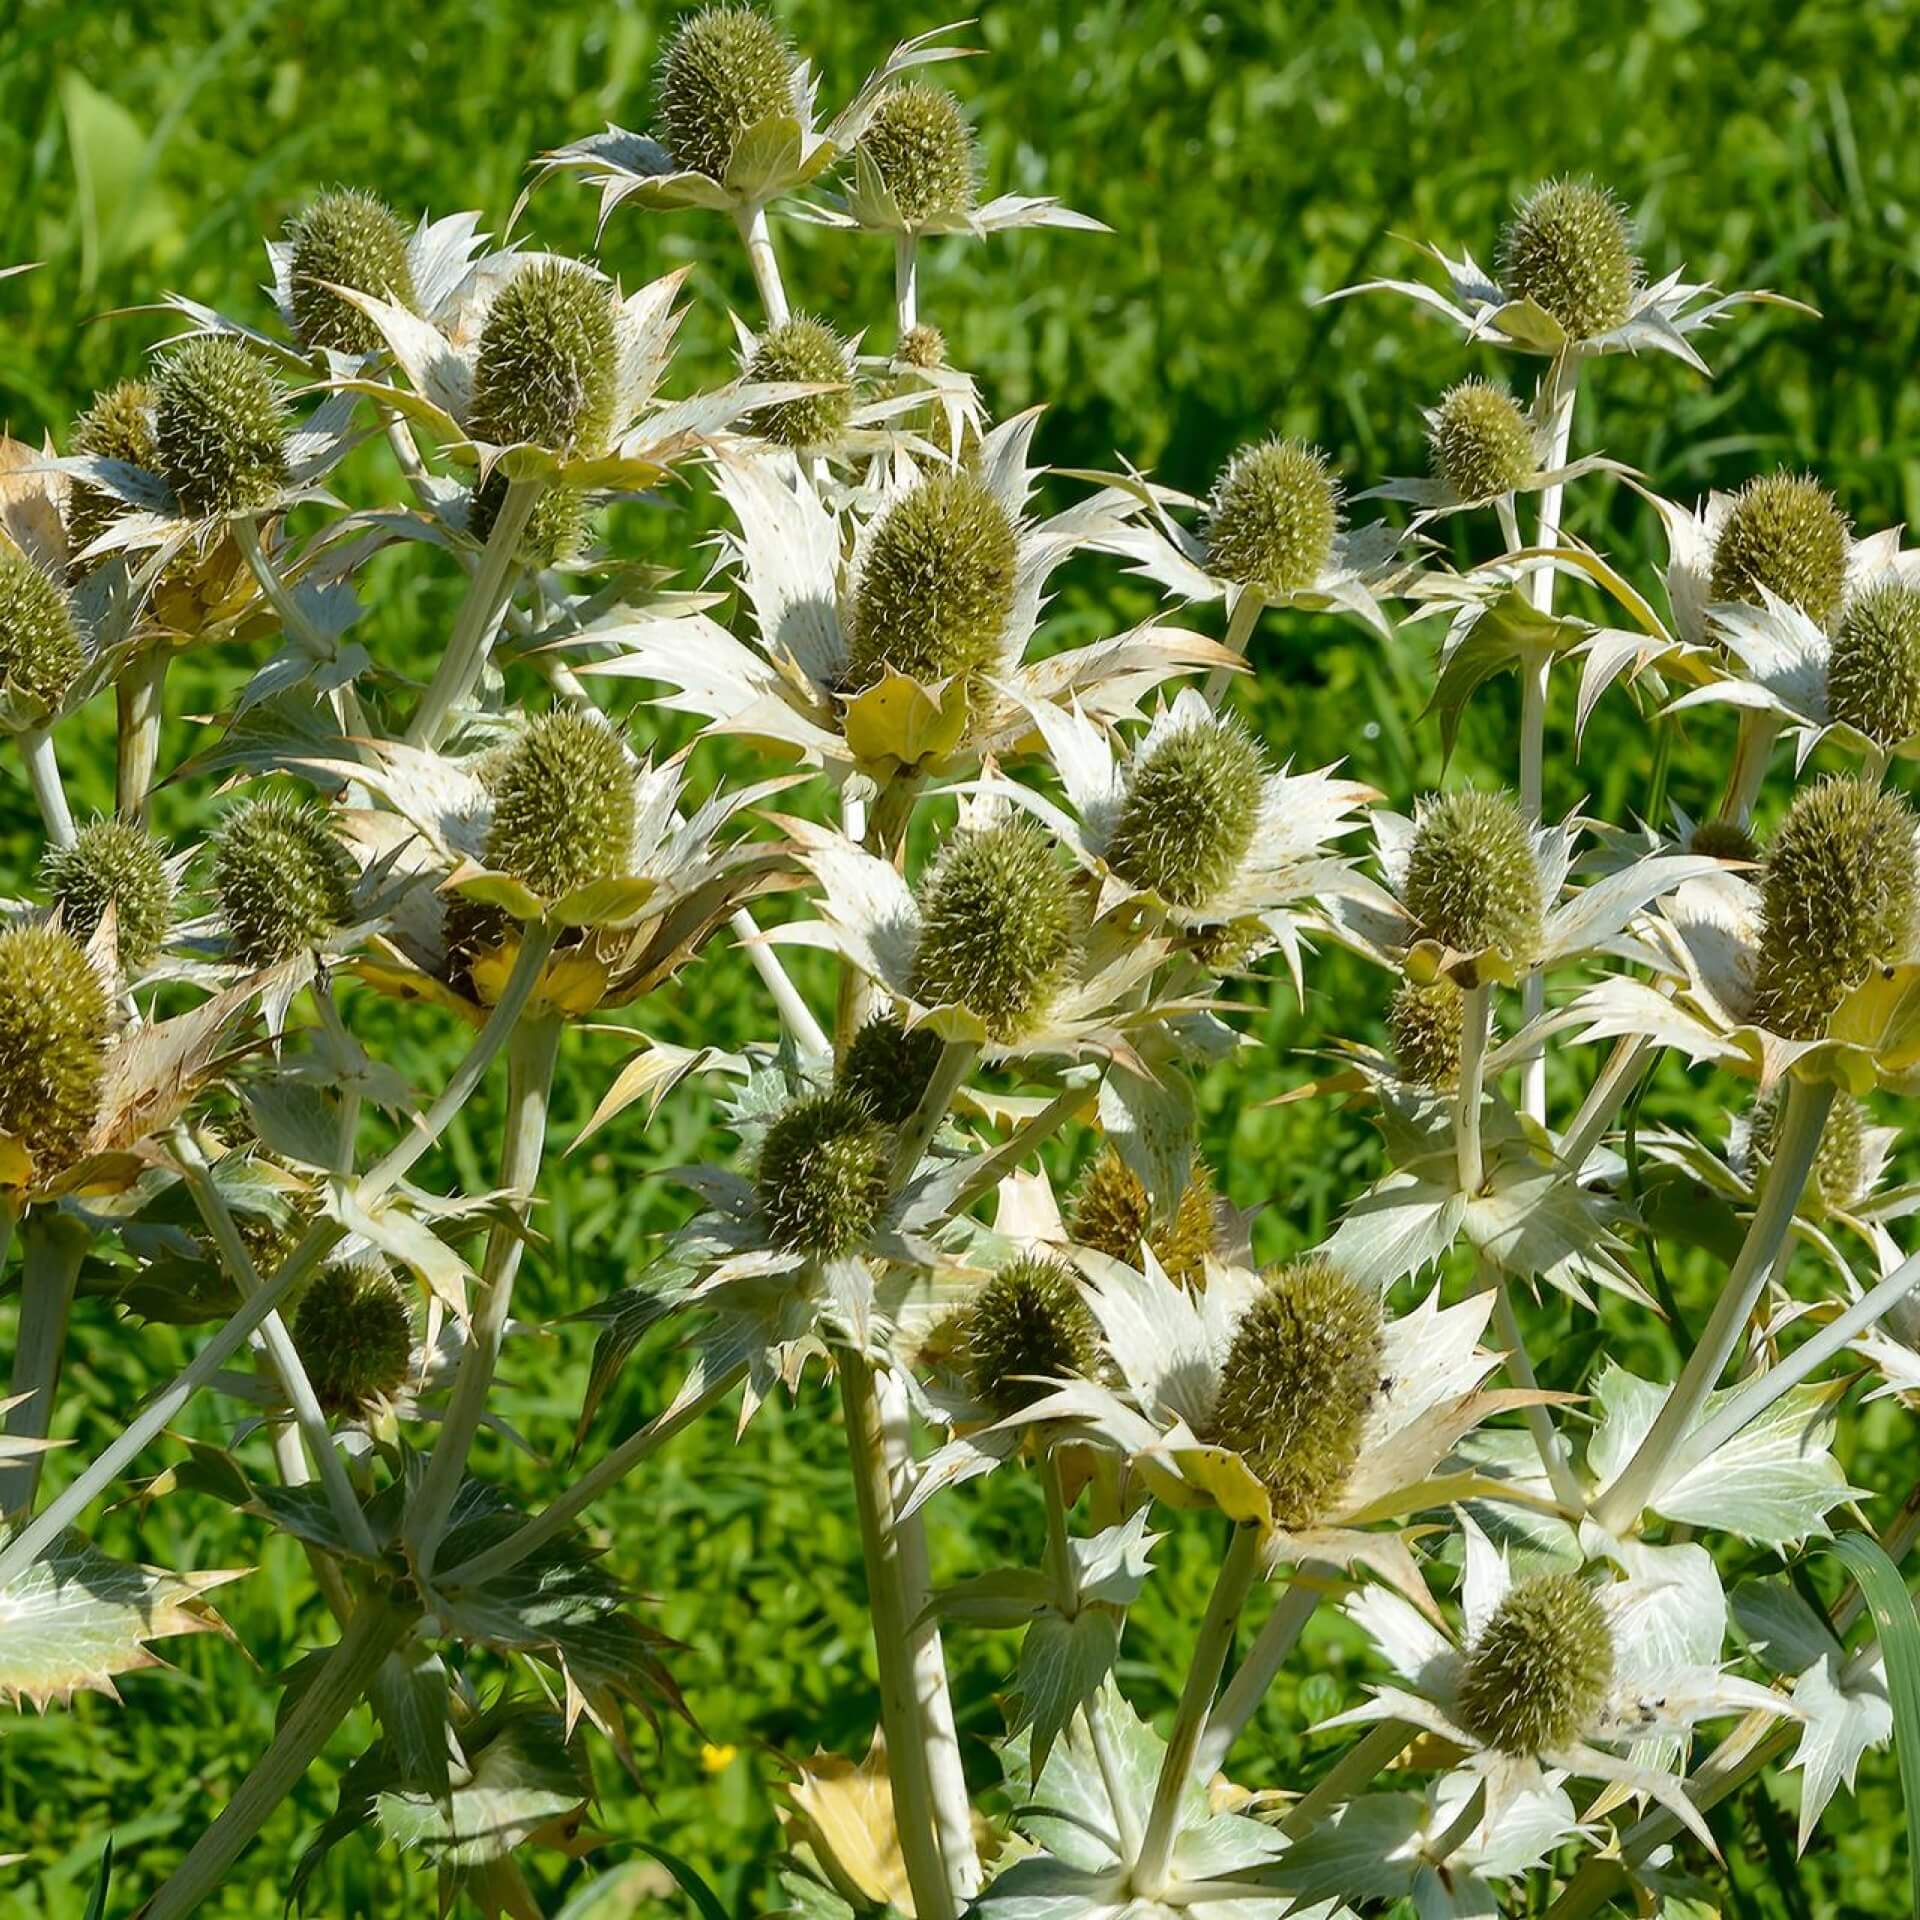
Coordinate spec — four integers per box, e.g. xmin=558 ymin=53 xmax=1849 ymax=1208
xmin=213 ymin=792 xmax=358 ymax=968
xmin=154 ymin=335 xmax=291 ymax=519
xmin=0 ymin=544 xmax=84 ymax=725
xmin=950 ymin=1252 xmax=1100 ymax=1419
xmin=0 ymin=923 xmax=111 ymax=1181
xmin=282 ymin=188 xmax=417 ymax=356
xmin=1324 ymin=174 xmax=1811 ymax=370
xmin=65 ymin=380 xmax=158 ymax=563
xmin=1403 ymin=789 xmax=1543 ymax=974
xmin=1069 ymin=1145 xmax=1219 ymax=1291
xmin=837 ymin=1011 xmax=943 ymax=1126
xmin=41 ymin=817 xmax=176 ymax=974
xmin=293 ymin=1256 xmax=416 ymax=1417
xmin=1708 ymin=473 xmax=1851 ymax=629
xmin=756 ymin=1087 xmax=892 ymax=1257
xmin=1335 ymin=1513 xmax=1791 ymax=1850
xmin=1387 ymin=978 xmax=1465 ymax=1091
xmin=741 ymin=314 xmax=854 ymax=449
xmin=483 ymin=709 xmax=637 ymax=901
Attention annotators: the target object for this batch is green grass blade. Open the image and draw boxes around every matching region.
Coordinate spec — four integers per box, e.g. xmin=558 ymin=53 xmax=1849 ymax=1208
xmin=83 ymin=1834 xmax=112 ymax=1920
xmin=627 ymin=1839 xmax=733 ymax=1920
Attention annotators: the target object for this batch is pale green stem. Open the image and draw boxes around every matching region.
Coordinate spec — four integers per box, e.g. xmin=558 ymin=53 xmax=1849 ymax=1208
xmin=1197 ymin=1569 xmax=1324 ymax=1777
xmin=1136 ymin=1523 xmax=1261 ymax=1894
xmin=1202 ymin=589 xmax=1265 ymax=705
xmin=730 ymin=907 xmax=830 ymax=1059
xmin=111 ymin=648 xmax=166 ymax=827
xmin=235 ymin=516 xmax=322 ymax=653
xmin=1489 ymin=1269 xmax=1586 ymax=1514
xmin=1453 ymin=983 xmax=1492 ymax=1197
xmin=1425 ymin=1778 xmax=1488 ymax=1870
xmin=735 ymin=202 xmax=791 ymax=327
xmin=0 ymin=1211 xmax=88 ymax=1514
xmin=266 ymin=1406 xmax=354 ymax=1624
xmin=895 ymin=233 xmax=919 ymax=335
xmin=1558 ymin=1033 xmax=1653 ymax=1175
xmin=312 ymin=977 xmax=361 ymax=1173
xmin=1085 ymin=1696 xmax=1142 ymax=1866
xmin=892 ymin=1039 xmax=979 ymax=1188
xmin=407 ymin=476 xmax=544 ymax=750
xmin=0 ymin=924 xmax=558 ymax=1587
xmin=954 ymin=1077 xmax=1097 ymax=1212
xmin=1040 ymin=1445 xmax=1077 ymax=1609
xmin=20 ymin=723 xmax=75 ymax=847
xmin=408 ymin=1009 xmax=562 ymax=1577
xmin=142 ymin=1593 xmax=413 ymax=1920
xmin=1716 ymin=708 xmax=1782 ymax=827
xmin=0 ymin=1196 xmax=16 ymax=1283
xmin=1279 ymin=1718 xmax=1408 ymax=1837
xmin=1590 ymin=1074 xmax=1834 ymax=1533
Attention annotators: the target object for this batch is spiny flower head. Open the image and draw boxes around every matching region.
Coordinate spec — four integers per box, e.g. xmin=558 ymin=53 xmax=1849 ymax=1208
xmin=469 ymin=476 xmax=592 ymax=566
xmin=846 ymin=468 xmax=1019 ymax=690
xmin=293 ymin=1256 xmax=414 ymax=1416
xmin=1749 ymin=777 xmax=1917 ymax=1040
xmin=1751 ymin=1084 xmax=1867 ymax=1211
xmin=213 ymin=793 xmax=357 ymax=967
xmin=153 ymin=335 xmax=291 ymax=518
xmin=1456 ymin=1573 xmax=1615 ymax=1756
xmin=67 ymin=379 xmax=158 ymax=560
xmin=483 ymin=709 xmax=635 ymax=899
xmin=655 ymin=5 xmax=796 ymax=183
xmin=1203 ymin=1256 xmax=1383 ymax=1529
xmin=284 ymin=188 xmax=416 ymax=355
xmin=955 ymin=1254 xmax=1098 ymax=1417
xmin=1497 ymin=179 xmax=1637 ymax=341
xmin=755 ymin=1087 xmax=892 ymax=1256
xmin=860 ymin=82 xmax=977 ymax=226
xmin=1204 ymin=438 xmax=1339 ymax=598
xmin=1428 ymin=378 xmax=1535 ymax=502
xmin=1070 ymin=1145 xmax=1219 ymax=1291
xmin=1689 ymin=817 xmax=1759 ymax=863
xmin=0 ymin=548 xmax=84 ymax=713
xmin=746 ymin=315 xmax=853 ymax=449
xmin=1708 ymin=473 xmax=1850 ymax=630
xmin=837 ymin=1012 xmax=943 ymax=1127
xmin=1104 ymin=717 xmax=1265 ymax=909
xmin=0 ymin=923 xmax=109 ymax=1174
xmin=1828 ymin=578 xmax=1920 ymax=748
xmin=909 ymin=819 xmax=1080 ymax=1042
xmin=1388 ymin=978 xmax=1464 ymax=1090
xmin=898 ymin=323 xmax=947 ymax=369
xmin=469 ymin=260 xmax=619 ymax=457
xmin=1403 ymin=789 xmax=1543 ymax=968
xmin=41 ymin=819 xmax=174 ymax=973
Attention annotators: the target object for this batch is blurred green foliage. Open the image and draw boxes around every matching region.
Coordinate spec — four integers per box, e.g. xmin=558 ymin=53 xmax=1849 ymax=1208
xmin=3 ymin=0 xmax=1920 ymax=1914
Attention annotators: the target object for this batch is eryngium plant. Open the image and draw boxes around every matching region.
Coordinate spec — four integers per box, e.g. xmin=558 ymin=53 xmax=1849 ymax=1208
xmin=2 ymin=19 xmax=1912 ymax=1920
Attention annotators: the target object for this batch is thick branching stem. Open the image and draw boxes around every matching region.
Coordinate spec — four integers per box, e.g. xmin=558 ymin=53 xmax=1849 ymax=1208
xmin=1717 ymin=709 xmax=1782 ymax=827
xmin=20 ymin=724 xmax=75 ymax=847
xmin=0 ymin=1210 xmax=88 ymax=1514
xmin=1453 ymin=982 xmax=1492 ymax=1197
xmin=730 ymin=908 xmax=830 ymax=1059
xmin=1197 ymin=1568 xmax=1325 ymax=1777
xmin=112 ymin=650 xmax=167 ymax=827
xmin=735 ymin=202 xmax=791 ymax=327
xmin=1279 ymin=1718 xmax=1408 ymax=1837
xmin=1202 ymin=589 xmax=1264 ymax=706
xmin=1490 ymin=1271 xmax=1585 ymax=1513
xmin=895 ymin=233 xmax=919 ymax=335
xmin=893 ymin=1039 xmax=979 ymax=1187
xmin=1558 ymin=1033 xmax=1652 ymax=1175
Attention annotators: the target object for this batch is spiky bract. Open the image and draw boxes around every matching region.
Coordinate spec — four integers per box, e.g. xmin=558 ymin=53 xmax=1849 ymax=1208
xmin=1751 ymin=1085 xmax=1867 ymax=1210
xmin=285 ymin=188 xmax=416 ymax=355
xmin=1388 ymin=978 xmax=1464 ymax=1090
xmin=898 ymin=324 xmax=946 ymax=369
xmin=1403 ymin=790 xmax=1543 ymax=968
xmin=1203 ymin=1256 xmax=1382 ymax=1529
xmin=846 ymin=468 xmax=1019 ymax=691
xmin=1204 ymin=438 xmax=1339 ymax=598
xmin=909 ymin=819 xmax=1080 ymax=1042
xmin=483 ymin=710 xmax=636 ymax=899
xmin=67 ymin=380 xmax=158 ymax=561
xmin=861 ymin=83 xmax=976 ymax=225
xmin=1069 ymin=1145 xmax=1219 ymax=1291
xmin=153 ymin=336 xmax=291 ymax=518
xmin=1828 ymin=579 xmax=1920 ymax=748
xmin=746 ymin=315 xmax=853 ymax=449
xmin=837 ymin=1013 xmax=943 ymax=1127
xmin=1456 ymin=1573 xmax=1615 ymax=1756
xmin=0 ymin=923 xmax=109 ymax=1173
xmin=1104 ymin=718 xmax=1265 ymax=909
xmin=955 ymin=1254 xmax=1098 ymax=1417
xmin=1497 ymin=179 xmax=1637 ymax=341
xmin=1749 ymin=777 xmax=1917 ymax=1039
xmin=213 ymin=794 xmax=357 ymax=967
xmin=0 ymin=549 xmax=83 ymax=713
xmin=293 ymin=1257 xmax=414 ymax=1416
xmin=755 ymin=1088 xmax=891 ymax=1256
xmin=41 ymin=819 xmax=174 ymax=973
xmin=1689 ymin=818 xmax=1759 ymax=863
xmin=1429 ymin=379 xmax=1535 ymax=502
xmin=655 ymin=5 xmax=795 ymax=182
xmin=1707 ymin=473 xmax=1850 ymax=630
xmin=469 ymin=260 xmax=619 ymax=456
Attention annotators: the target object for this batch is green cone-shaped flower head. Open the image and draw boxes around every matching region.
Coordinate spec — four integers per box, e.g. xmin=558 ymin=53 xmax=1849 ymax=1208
xmin=1388 ymin=978 xmax=1464 ymax=1090
xmin=755 ymin=1087 xmax=892 ymax=1256
xmin=1429 ymin=379 xmax=1535 ymax=503
xmin=656 ymin=5 xmax=795 ymax=182
xmin=1828 ymin=579 xmax=1920 ymax=748
xmin=1203 ymin=1256 xmax=1382 ymax=1529
xmin=470 ymin=260 xmax=619 ymax=457
xmin=483 ymin=710 xmax=635 ymax=900
xmin=1403 ymin=790 xmax=1543 ymax=968
xmin=1204 ymin=438 xmax=1339 ymax=598
xmin=0 ymin=923 xmax=109 ymax=1174
xmin=837 ymin=1012 xmax=943 ymax=1127
xmin=68 ymin=379 xmax=158 ymax=561
xmin=861 ymin=82 xmax=976 ymax=226
xmin=1456 ymin=1572 xmax=1615 ymax=1756
xmin=746 ymin=315 xmax=853 ymax=449
xmin=42 ymin=819 xmax=174 ymax=973
xmin=1070 ymin=1145 xmax=1219 ymax=1291
xmin=898 ymin=324 xmax=947 ymax=370
xmin=956 ymin=1254 xmax=1098 ymax=1418
xmin=153 ymin=336 xmax=291 ymax=518
xmin=469 ymin=476 xmax=593 ymax=566
xmin=0 ymin=548 xmax=83 ymax=714
xmin=294 ymin=1257 xmax=414 ymax=1416
xmin=847 ymin=468 xmax=1019 ymax=691
xmin=1750 ymin=776 xmax=1917 ymax=1040
xmin=1688 ymin=817 xmax=1759 ymax=863
xmin=1105 ymin=716 xmax=1265 ymax=910
xmin=1708 ymin=473 xmax=1850 ymax=630
xmin=910 ymin=818 xmax=1080 ymax=1041
xmin=214 ymin=793 xmax=357 ymax=967
xmin=285 ymin=188 xmax=417 ymax=355
xmin=1497 ymin=179 xmax=1637 ymax=341
xmin=1751 ymin=1085 xmax=1867 ymax=1211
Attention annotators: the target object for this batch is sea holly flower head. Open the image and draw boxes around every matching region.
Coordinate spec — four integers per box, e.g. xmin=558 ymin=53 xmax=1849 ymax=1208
xmin=948 ymin=1251 xmax=1101 ymax=1420
xmin=0 ymin=542 xmax=84 ymax=727
xmin=1387 ymin=977 xmax=1465 ymax=1091
xmin=740 ymin=313 xmax=854 ymax=449
xmin=1068 ymin=1143 xmax=1221 ymax=1291
xmin=0 ymin=922 xmax=111 ymax=1185
xmin=282 ymin=188 xmax=417 ymax=357
xmin=835 ymin=1010 xmax=943 ymax=1125
xmin=40 ymin=817 xmax=176 ymax=976
xmin=212 ymin=792 xmax=358 ymax=970
xmin=64 ymin=380 xmax=158 ymax=565
xmin=293 ymin=1254 xmax=417 ymax=1418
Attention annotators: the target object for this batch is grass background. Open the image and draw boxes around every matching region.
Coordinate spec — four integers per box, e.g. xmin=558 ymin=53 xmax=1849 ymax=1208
xmin=3 ymin=0 xmax=1920 ymax=1913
